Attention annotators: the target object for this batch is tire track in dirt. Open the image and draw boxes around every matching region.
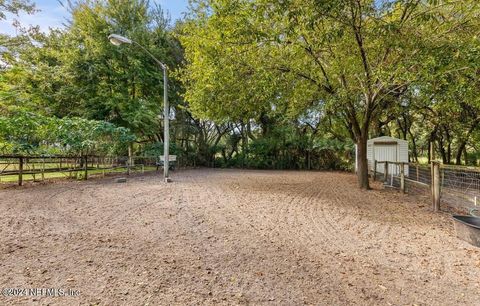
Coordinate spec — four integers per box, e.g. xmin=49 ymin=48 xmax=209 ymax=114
xmin=208 ymin=171 xmax=358 ymax=303
xmin=266 ymin=172 xmax=361 ymax=256
xmin=182 ymin=170 xmax=340 ymax=302
xmin=199 ymin=171 xmax=478 ymax=305
xmin=2 ymin=169 xmax=480 ymax=306
xmin=255 ymin=172 xmax=383 ymax=303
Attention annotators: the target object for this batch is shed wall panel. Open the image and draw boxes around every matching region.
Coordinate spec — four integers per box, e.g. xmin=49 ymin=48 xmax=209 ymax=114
xmin=364 ymin=137 xmax=409 ymax=177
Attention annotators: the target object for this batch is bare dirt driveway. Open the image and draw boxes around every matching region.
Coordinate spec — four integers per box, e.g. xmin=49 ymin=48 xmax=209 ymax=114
xmin=1 ymin=169 xmax=479 ymax=305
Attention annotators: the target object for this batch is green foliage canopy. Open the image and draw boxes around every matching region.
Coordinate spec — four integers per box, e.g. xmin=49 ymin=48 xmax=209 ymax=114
xmin=0 ymin=111 xmax=134 ymax=155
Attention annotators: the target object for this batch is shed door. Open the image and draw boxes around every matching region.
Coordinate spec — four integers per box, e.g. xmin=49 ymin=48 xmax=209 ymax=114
xmin=374 ymin=144 xmax=398 ymax=175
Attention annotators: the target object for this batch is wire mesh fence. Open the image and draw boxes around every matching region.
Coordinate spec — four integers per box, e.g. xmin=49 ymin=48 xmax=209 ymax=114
xmin=5 ymin=153 xmax=480 ymax=213
xmin=440 ymin=165 xmax=480 ymax=210
xmin=407 ymin=163 xmax=432 ymax=186
xmin=371 ymin=161 xmax=408 ymax=190
xmin=370 ymin=160 xmax=480 ymax=212
xmin=371 ymin=161 xmax=429 ymax=185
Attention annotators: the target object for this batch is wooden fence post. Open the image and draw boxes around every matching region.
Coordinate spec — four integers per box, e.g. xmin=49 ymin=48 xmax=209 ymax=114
xmin=128 ymin=144 xmax=133 ymax=167
xmin=18 ymin=156 xmax=23 ymax=186
xmin=84 ymin=156 xmax=88 ymax=180
xmin=102 ymin=157 xmax=106 ymax=177
xmin=384 ymin=161 xmax=389 ymax=183
xmin=41 ymin=158 xmax=45 ymax=181
xmin=32 ymin=161 xmax=36 ymax=181
xmin=400 ymin=163 xmax=405 ymax=193
xmin=433 ymin=162 xmax=441 ymax=212
xmin=416 ymin=164 xmax=419 ymax=182
xmin=373 ymin=160 xmax=377 ymax=181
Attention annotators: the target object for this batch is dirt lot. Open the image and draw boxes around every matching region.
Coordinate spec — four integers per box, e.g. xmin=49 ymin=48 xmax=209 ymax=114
xmin=1 ymin=169 xmax=479 ymax=305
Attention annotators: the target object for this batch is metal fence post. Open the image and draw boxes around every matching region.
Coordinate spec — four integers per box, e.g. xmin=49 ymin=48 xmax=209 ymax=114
xmin=400 ymin=163 xmax=405 ymax=193
xmin=433 ymin=162 xmax=441 ymax=212
xmin=373 ymin=160 xmax=377 ymax=181
xmin=384 ymin=161 xmax=389 ymax=184
xmin=416 ymin=164 xmax=419 ymax=182
xmin=431 ymin=162 xmax=435 ymax=208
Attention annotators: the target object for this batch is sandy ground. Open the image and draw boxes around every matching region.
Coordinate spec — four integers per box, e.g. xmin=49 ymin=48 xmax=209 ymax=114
xmin=0 ymin=169 xmax=479 ymax=306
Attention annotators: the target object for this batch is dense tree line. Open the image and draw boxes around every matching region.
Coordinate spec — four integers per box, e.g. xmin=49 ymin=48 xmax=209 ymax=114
xmin=1 ymin=0 xmax=480 ymax=188
xmin=179 ymin=0 xmax=480 ymax=188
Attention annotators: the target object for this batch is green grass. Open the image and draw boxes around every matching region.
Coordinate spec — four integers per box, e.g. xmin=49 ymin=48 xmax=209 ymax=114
xmin=416 ymin=157 xmax=429 ymax=165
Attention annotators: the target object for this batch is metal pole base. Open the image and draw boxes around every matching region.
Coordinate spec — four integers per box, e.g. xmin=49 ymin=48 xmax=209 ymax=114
xmin=164 ymin=177 xmax=172 ymax=183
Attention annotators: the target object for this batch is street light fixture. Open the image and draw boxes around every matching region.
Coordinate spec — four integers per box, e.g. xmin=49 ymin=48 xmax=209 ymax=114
xmin=108 ymin=34 xmax=132 ymax=45
xmin=108 ymin=34 xmax=171 ymax=182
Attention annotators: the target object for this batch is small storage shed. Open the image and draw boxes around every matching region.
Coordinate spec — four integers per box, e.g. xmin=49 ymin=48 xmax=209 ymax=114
xmin=356 ymin=136 xmax=409 ymax=176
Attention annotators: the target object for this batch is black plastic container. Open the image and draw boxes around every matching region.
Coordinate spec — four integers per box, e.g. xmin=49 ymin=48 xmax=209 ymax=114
xmin=452 ymin=215 xmax=480 ymax=247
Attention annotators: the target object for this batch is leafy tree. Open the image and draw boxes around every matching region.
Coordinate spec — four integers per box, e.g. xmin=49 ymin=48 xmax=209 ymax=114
xmin=179 ymin=0 xmax=480 ymax=188
xmin=0 ymin=111 xmax=134 ymax=155
xmin=1 ymin=0 xmax=185 ymax=156
xmin=2 ymin=0 xmax=480 ymax=174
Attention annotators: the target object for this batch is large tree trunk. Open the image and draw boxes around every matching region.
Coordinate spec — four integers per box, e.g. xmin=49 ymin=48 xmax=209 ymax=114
xmin=427 ymin=141 xmax=432 ymax=163
xmin=240 ymin=123 xmax=246 ymax=168
xmin=456 ymin=141 xmax=467 ymax=165
xmin=407 ymin=128 xmax=418 ymax=163
xmin=438 ymin=137 xmax=448 ymax=164
xmin=446 ymin=133 xmax=452 ymax=164
xmin=454 ymin=120 xmax=478 ymax=165
xmin=356 ymin=136 xmax=370 ymax=189
xmin=440 ymin=147 xmax=447 ymax=164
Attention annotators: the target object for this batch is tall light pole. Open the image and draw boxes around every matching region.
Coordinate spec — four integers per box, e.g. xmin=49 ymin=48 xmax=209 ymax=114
xmin=108 ymin=34 xmax=171 ymax=182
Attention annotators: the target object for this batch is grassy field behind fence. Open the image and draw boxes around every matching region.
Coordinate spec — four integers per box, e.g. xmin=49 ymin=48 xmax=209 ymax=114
xmin=0 ymin=155 xmax=160 ymax=185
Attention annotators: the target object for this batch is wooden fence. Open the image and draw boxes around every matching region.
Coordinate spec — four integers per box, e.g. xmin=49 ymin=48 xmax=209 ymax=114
xmin=0 ymin=155 xmax=160 ymax=185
